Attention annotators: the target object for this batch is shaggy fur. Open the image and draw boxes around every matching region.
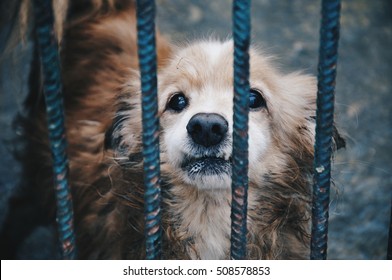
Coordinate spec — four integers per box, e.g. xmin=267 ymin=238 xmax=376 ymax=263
xmin=10 ymin=0 xmax=344 ymax=259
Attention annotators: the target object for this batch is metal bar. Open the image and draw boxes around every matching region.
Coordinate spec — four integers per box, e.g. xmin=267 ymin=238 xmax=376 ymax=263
xmin=311 ymin=0 xmax=341 ymax=260
xmin=136 ymin=0 xmax=162 ymax=260
xmin=230 ymin=0 xmax=251 ymax=260
xmin=387 ymin=199 xmax=392 ymax=260
xmin=33 ymin=0 xmax=77 ymax=260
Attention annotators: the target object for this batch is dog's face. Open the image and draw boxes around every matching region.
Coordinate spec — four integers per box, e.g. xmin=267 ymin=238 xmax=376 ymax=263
xmin=107 ymin=40 xmax=322 ymax=191
xmin=157 ymin=40 xmax=322 ymax=191
xmin=158 ymin=41 xmax=274 ymax=190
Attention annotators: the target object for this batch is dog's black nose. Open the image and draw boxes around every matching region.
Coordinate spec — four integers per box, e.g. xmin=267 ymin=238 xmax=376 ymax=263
xmin=186 ymin=113 xmax=228 ymax=147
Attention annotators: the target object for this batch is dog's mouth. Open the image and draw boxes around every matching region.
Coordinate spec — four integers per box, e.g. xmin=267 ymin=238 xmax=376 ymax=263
xmin=181 ymin=156 xmax=232 ymax=178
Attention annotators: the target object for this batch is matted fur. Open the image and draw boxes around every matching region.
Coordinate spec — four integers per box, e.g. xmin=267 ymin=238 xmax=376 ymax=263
xmin=18 ymin=0 xmax=344 ymax=259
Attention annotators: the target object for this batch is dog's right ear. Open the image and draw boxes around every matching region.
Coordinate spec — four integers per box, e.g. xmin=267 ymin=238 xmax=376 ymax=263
xmin=104 ymin=114 xmax=130 ymax=158
xmin=104 ymin=115 xmax=123 ymax=151
xmin=104 ymin=101 xmax=142 ymax=162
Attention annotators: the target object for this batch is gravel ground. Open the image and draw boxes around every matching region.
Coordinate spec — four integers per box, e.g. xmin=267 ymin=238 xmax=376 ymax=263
xmin=0 ymin=0 xmax=391 ymax=259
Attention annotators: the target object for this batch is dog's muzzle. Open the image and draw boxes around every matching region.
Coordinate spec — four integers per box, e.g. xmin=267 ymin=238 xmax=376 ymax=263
xmin=182 ymin=113 xmax=231 ymax=178
xmin=186 ymin=113 xmax=228 ymax=147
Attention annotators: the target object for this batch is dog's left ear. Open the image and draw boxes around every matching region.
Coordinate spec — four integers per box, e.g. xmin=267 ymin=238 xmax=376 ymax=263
xmin=276 ymin=72 xmax=346 ymax=152
xmin=308 ymin=117 xmax=346 ymax=151
xmin=333 ymin=125 xmax=346 ymax=150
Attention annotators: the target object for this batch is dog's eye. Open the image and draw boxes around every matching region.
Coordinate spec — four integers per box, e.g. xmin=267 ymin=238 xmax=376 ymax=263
xmin=167 ymin=92 xmax=188 ymax=112
xmin=249 ymin=89 xmax=266 ymax=110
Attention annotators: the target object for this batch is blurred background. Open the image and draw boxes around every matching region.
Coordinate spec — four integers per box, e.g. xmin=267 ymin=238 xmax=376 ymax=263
xmin=0 ymin=0 xmax=391 ymax=259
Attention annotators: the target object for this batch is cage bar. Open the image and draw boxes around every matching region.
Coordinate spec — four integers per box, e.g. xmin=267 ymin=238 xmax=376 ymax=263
xmin=230 ymin=0 xmax=251 ymax=260
xmin=33 ymin=0 xmax=77 ymax=260
xmin=311 ymin=0 xmax=341 ymax=260
xmin=136 ymin=0 xmax=162 ymax=260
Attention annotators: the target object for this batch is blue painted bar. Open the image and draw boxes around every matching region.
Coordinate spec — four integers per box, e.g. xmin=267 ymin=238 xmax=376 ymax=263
xmin=33 ymin=0 xmax=77 ymax=260
xmin=311 ymin=0 xmax=341 ymax=260
xmin=230 ymin=0 xmax=251 ymax=260
xmin=136 ymin=0 xmax=162 ymax=260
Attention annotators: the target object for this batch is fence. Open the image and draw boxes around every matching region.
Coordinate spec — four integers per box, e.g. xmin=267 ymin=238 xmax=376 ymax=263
xmin=32 ymin=0 xmax=392 ymax=260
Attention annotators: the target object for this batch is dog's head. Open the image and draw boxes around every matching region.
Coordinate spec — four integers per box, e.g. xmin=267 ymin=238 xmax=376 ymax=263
xmin=106 ymin=39 xmax=344 ymax=191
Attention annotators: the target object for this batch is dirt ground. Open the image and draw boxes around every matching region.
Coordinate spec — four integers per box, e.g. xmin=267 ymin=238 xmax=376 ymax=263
xmin=0 ymin=0 xmax=391 ymax=259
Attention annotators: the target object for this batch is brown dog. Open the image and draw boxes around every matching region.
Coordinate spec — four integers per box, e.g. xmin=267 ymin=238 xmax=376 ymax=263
xmin=19 ymin=0 xmax=344 ymax=259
